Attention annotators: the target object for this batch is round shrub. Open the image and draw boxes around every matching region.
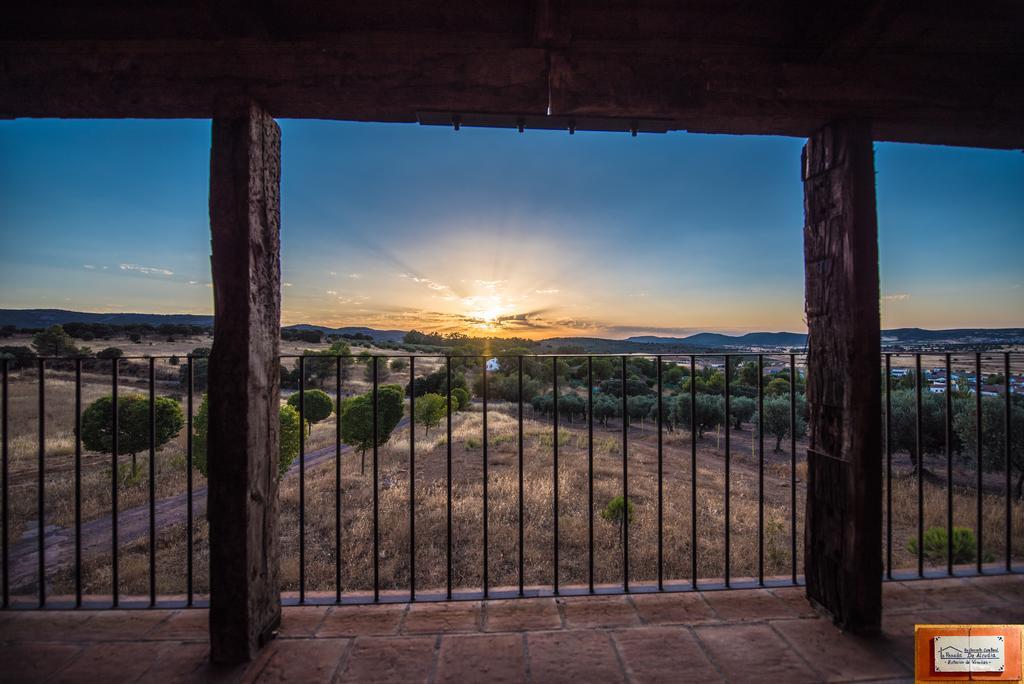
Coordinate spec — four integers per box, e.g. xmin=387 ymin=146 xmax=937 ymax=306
xmin=286 ymin=388 xmax=334 ymax=426
xmin=192 ymin=395 xmax=301 ymax=477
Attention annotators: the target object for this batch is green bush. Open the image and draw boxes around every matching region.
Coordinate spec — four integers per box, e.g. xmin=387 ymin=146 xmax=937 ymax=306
xmin=340 ymin=384 xmax=405 ymax=474
xmin=451 ymin=387 xmax=470 ymax=411
xmin=81 ymin=394 xmax=185 ymax=471
xmin=600 ymin=495 xmax=635 ymax=545
xmin=415 ymin=393 xmax=448 ymax=435
xmin=192 ymin=395 xmax=300 ymax=478
xmin=906 ymin=526 xmax=983 ymax=564
xmin=96 ymin=347 xmax=124 ymax=360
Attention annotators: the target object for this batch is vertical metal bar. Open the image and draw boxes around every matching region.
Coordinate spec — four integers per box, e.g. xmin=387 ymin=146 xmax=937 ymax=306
xmin=336 ymin=355 xmax=342 ymax=602
xmin=518 ymin=356 xmax=525 ymax=596
xmin=975 ymin=352 xmax=983 ymax=573
xmin=111 ymin=357 xmax=119 ymax=607
xmin=552 ymin=357 xmax=559 ymax=595
xmin=587 ymin=355 xmax=594 ymax=594
xmin=945 ymin=353 xmax=953 ymax=576
xmin=757 ymin=354 xmax=764 ymax=586
xmin=445 ymin=356 xmax=452 ymax=600
xmin=690 ymin=355 xmax=698 ymax=588
xmin=74 ymin=358 xmax=82 ymax=606
xmin=372 ymin=356 xmax=379 ymax=601
xmin=885 ymin=353 xmax=893 ymax=579
xmin=298 ymin=355 xmax=306 ymax=603
xmin=1 ymin=359 xmax=7 ymax=608
xmin=916 ymin=354 xmax=924 ymax=577
xmin=724 ymin=355 xmax=731 ymax=588
xmin=621 ymin=356 xmax=629 ymax=591
xmin=186 ymin=356 xmax=193 ymax=606
xmin=1005 ymin=352 xmax=1012 ymax=572
xmin=651 ymin=358 xmax=659 ymax=589
xmin=482 ymin=356 xmax=489 ymax=598
xmin=148 ymin=357 xmax=156 ymax=606
xmin=790 ymin=354 xmax=797 ymax=585
xmin=409 ymin=357 xmax=416 ymax=601
xmin=37 ymin=358 xmax=45 ymax=607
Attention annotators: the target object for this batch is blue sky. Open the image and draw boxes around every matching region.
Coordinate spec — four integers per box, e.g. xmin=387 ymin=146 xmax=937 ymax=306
xmin=0 ymin=119 xmax=1021 ymax=338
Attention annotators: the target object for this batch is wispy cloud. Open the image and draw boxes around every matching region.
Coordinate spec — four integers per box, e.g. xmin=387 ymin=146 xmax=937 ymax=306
xmin=883 ymin=293 xmax=911 ymax=301
xmin=534 ymin=288 xmax=560 ymax=295
xmin=475 ymin=279 xmax=506 ymax=291
xmin=119 ymin=263 xmax=174 ymax=276
xmin=83 ymin=264 xmax=96 ymax=270
xmin=401 ymin=273 xmax=452 ymax=293
xmin=348 ymin=273 xmax=361 ymax=279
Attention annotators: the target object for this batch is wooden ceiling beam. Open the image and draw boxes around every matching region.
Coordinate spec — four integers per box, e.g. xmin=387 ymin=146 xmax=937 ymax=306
xmin=1 ymin=33 xmax=1021 ymax=148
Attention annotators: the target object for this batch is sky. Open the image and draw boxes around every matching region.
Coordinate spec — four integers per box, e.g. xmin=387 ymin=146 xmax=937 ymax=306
xmin=0 ymin=119 xmax=1021 ymax=339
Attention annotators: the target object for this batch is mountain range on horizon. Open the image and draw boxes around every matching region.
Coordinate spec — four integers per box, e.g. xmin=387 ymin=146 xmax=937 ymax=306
xmin=1 ymin=308 xmax=1022 ymax=350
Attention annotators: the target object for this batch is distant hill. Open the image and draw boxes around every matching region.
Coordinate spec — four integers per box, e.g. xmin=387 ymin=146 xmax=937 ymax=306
xmin=627 ymin=332 xmax=809 ymax=348
xmin=0 ymin=309 xmax=406 ymax=342
xmin=0 ymin=308 xmax=215 ymax=328
xmin=3 ymin=309 xmax=1020 ymax=350
xmin=282 ymin=324 xmax=407 ymax=343
xmin=880 ymin=327 xmax=1024 ymax=344
xmin=537 ymin=337 xmax=678 ymax=354
xmin=625 ymin=328 xmax=1024 ymax=350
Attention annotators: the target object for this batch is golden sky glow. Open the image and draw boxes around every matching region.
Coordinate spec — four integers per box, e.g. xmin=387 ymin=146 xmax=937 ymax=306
xmin=1 ymin=120 xmax=1021 ymax=339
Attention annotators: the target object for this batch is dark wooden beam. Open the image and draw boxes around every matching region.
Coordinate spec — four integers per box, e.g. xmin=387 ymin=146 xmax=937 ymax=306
xmin=548 ymin=47 xmax=1024 ymax=148
xmin=802 ymin=120 xmax=882 ymax=634
xmin=2 ymin=12 xmax=1024 ymax=148
xmin=0 ymin=39 xmax=551 ymax=122
xmin=207 ymin=102 xmax=283 ymax=663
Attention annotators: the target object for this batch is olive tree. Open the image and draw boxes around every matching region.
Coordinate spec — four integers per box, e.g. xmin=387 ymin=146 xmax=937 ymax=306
xmin=887 ymin=389 xmax=949 ymax=472
xmin=756 ymin=395 xmax=807 ymax=452
xmin=954 ymin=395 xmax=1024 ymax=498
xmin=451 ymin=387 xmax=470 ymax=411
xmin=729 ymin=396 xmax=756 ymax=430
xmin=593 ymin=394 xmax=619 ymax=426
xmin=626 ymin=395 xmax=656 ymax=427
xmin=415 ymin=393 xmax=448 ymax=435
xmin=670 ymin=394 xmax=725 ymax=439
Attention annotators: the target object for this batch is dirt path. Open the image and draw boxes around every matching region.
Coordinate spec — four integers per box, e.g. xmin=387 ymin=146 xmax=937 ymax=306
xmin=7 ymin=419 xmax=409 ymax=594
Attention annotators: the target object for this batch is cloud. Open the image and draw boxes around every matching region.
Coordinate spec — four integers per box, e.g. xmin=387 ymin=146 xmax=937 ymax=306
xmin=119 ymin=263 xmax=174 ymax=276
xmin=474 ymin=279 xmax=506 ymax=291
xmin=882 ymin=293 xmax=911 ymax=301
xmin=401 ymin=273 xmax=452 ymax=293
xmin=83 ymin=264 xmax=96 ymax=270
xmin=534 ymin=288 xmax=560 ymax=295
xmin=283 ymin=282 xmax=293 ymax=287
xmin=348 ymin=273 xmax=361 ymax=279
xmin=326 ymin=290 xmax=338 ymax=296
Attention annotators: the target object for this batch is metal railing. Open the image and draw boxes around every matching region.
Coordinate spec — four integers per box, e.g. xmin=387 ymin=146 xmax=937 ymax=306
xmin=0 ymin=351 xmax=1019 ymax=609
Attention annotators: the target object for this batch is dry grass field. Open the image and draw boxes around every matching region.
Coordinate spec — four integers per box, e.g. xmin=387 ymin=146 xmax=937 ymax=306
xmin=1 ymin=349 xmax=1021 ymax=603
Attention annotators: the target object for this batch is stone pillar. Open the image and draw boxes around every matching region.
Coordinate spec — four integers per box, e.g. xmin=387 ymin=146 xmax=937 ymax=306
xmin=207 ymin=103 xmax=282 ymax=663
xmin=802 ymin=120 xmax=883 ymax=633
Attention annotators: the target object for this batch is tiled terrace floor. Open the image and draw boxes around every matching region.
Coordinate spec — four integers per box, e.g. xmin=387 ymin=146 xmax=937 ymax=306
xmin=1 ymin=576 xmax=1022 ymax=683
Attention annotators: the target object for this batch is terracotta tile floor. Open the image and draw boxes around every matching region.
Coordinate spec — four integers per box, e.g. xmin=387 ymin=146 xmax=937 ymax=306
xmin=1 ymin=575 xmax=1021 ymax=683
